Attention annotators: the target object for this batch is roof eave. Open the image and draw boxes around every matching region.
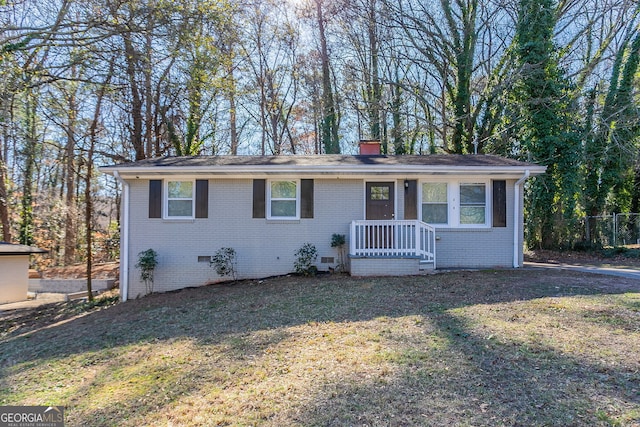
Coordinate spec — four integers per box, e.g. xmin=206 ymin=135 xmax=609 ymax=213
xmin=100 ymin=164 xmax=547 ymax=177
xmin=0 ymin=251 xmax=47 ymax=256
xmin=0 ymin=245 xmax=48 ymax=255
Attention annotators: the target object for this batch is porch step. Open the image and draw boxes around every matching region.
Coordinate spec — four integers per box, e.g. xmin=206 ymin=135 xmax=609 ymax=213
xmin=350 ymin=256 xmax=434 ymax=276
xmin=350 ymin=219 xmax=436 ymax=273
xmin=419 ymin=260 xmax=435 ymax=271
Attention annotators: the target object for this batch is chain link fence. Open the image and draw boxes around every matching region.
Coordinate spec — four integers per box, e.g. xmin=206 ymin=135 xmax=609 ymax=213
xmin=582 ymin=213 xmax=640 ymax=247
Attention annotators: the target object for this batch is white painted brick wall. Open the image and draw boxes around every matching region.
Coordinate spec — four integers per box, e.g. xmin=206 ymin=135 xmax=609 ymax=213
xmin=125 ymin=178 xmax=362 ymax=298
xmin=123 ymin=177 xmax=523 ymax=298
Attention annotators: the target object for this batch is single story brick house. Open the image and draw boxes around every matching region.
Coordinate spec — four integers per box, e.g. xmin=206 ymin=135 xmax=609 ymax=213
xmin=101 ymin=151 xmax=545 ymax=301
xmin=0 ymin=242 xmax=47 ymax=304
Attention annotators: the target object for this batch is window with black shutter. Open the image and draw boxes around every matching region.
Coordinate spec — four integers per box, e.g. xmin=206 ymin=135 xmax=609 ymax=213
xmin=404 ymin=180 xmax=417 ymax=220
xmin=492 ymin=180 xmax=507 ymax=227
xmin=195 ymin=179 xmax=208 ymax=218
xmin=301 ymin=179 xmax=314 ymax=218
xmin=253 ymin=179 xmax=266 ymax=218
xmin=149 ymin=180 xmax=162 ymax=218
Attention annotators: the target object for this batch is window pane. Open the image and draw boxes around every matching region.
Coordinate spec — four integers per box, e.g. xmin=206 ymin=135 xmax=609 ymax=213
xmin=271 ymin=200 xmax=296 ymax=217
xmin=423 ymin=204 xmax=448 ymax=224
xmin=422 ymin=183 xmax=447 ymax=202
xmin=168 ymin=200 xmax=193 ymax=217
xmin=271 ymin=181 xmax=297 ymax=199
xmin=460 ymin=206 xmax=485 ymax=224
xmin=168 ymin=181 xmax=193 ymax=198
xmin=370 ymin=186 xmax=389 ymax=200
xmin=460 ymin=184 xmax=485 ymax=204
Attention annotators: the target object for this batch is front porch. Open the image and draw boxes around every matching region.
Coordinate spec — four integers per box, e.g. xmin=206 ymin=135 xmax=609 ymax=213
xmin=349 ymin=220 xmax=436 ymax=276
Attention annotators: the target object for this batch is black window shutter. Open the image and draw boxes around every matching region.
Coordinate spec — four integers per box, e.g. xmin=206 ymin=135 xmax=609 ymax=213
xmin=493 ymin=180 xmax=507 ymax=227
xmin=195 ymin=179 xmax=209 ymax=218
xmin=404 ymin=180 xmax=418 ymax=220
xmin=253 ymin=179 xmax=266 ymax=218
xmin=301 ymin=179 xmax=314 ymax=218
xmin=149 ymin=180 xmax=162 ymax=218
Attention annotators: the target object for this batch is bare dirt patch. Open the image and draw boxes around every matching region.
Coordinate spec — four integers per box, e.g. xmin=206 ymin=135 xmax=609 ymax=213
xmin=525 ymin=248 xmax=640 ymax=268
xmin=37 ymin=262 xmax=120 ymax=279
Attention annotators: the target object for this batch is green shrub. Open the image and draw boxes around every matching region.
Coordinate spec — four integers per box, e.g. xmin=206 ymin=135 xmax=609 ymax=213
xmin=135 ymin=249 xmax=158 ymax=294
xmin=294 ymin=243 xmax=318 ymax=276
xmin=601 ymin=246 xmax=640 ymax=258
xmin=330 ymin=233 xmax=346 ymax=272
xmin=210 ymin=247 xmax=237 ymax=280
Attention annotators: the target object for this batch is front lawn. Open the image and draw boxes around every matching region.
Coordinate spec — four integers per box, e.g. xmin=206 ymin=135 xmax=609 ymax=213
xmin=1 ymin=270 xmax=639 ymax=426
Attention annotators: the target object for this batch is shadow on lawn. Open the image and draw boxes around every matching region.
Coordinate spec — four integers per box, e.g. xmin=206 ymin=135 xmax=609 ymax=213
xmin=1 ymin=269 xmax=638 ymax=425
xmin=290 ymin=309 xmax=639 ymax=426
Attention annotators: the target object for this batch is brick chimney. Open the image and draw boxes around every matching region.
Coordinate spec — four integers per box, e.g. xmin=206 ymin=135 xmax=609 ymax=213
xmin=359 ymin=140 xmax=381 ymax=155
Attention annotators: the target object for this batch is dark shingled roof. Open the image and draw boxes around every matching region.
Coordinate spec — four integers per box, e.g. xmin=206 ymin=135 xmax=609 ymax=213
xmin=0 ymin=242 xmax=48 ymax=255
xmin=102 ymin=154 xmax=540 ymax=169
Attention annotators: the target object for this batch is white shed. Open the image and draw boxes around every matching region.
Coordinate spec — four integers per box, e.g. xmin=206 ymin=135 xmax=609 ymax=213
xmin=0 ymin=242 xmax=47 ymax=304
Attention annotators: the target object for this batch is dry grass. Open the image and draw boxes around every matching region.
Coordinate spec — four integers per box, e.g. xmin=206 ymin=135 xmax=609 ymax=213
xmin=1 ymin=269 xmax=639 ymax=426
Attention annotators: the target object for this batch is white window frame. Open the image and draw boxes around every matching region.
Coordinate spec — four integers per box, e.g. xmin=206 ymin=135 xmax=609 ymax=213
xmin=458 ymin=182 xmax=489 ymax=227
xmin=164 ymin=179 xmax=195 ymax=219
xmin=419 ymin=179 xmax=491 ymax=228
xmin=267 ymin=179 xmax=300 ymax=220
xmin=420 ymin=181 xmax=450 ymax=226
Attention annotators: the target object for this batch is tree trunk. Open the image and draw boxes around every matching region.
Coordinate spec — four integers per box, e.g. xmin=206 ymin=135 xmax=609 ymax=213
xmin=85 ymin=157 xmax=93 ymax=301
xmin=19 ymin=89 xmax=37 ymax=246
xmin=316 ymin=0 xmax=340 ymax=154
xmin=228 ymin=66 xmax=238 ymax=155
xmin=85 ymin=60 xmax=114 ymax=301
xmin=391 ymin=82 xmax=403 ymax=154
xmin=0 ymin=102 xmax=11 ymax=241
xmin=0 ymin=153 xmax=10 ymax=242
xmin=63 ymin=87 xmax=77 ymax=265
xmin=144 ymin=25 xmax=154 ymax=158
xmin=368 ymin=0 xmax=381 ymax=145
xmin=123 ymin=34 xmax=145 ymax=161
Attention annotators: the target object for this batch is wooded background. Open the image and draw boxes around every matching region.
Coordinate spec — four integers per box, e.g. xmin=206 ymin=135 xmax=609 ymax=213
xmin=0 ymin=0 xmax=638 ymax=267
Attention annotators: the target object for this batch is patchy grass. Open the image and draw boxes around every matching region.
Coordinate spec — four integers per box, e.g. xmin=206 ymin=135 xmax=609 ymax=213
xmin=0 ymin=291 xmax=120 ymax=340
xmin=1 ymin=270 xmax=639 ymax=426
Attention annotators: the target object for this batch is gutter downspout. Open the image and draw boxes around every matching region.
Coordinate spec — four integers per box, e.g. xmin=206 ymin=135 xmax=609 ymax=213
xmin=113 ymin=171 xmax=129 ymax=302
xmin=513 ymin=170 xmax=530 ymax=268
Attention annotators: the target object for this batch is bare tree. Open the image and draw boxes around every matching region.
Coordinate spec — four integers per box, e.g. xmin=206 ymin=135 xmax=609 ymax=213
xmin=240 ymin=0 xmax=302 ymax=155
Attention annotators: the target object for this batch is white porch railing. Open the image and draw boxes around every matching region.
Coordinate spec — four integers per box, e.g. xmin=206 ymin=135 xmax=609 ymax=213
xmin=349 ymin=220 xmax=436 ymax=263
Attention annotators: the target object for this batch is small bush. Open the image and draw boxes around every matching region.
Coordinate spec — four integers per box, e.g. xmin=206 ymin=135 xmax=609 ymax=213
xmin=330 ymin=233 xmax=346 ymax=272
xmin=135 ymin=249 xmax=158 ymax=294
xmin=330 ymin=233 xmax=346 ymax=248
xmin=294 ymin=243 xmax=318 ymax=276
xmin=602 ymin=246 xmax=627 ymax=257
xmin=77 ymin=294 xmax=120 ymax=312
xmin=601 ymin=246 xmax=640 ymax=258
xmin=210 ymin=247 xmax=237 ymax=280
xmin=572 ymin=241 xmax=601 ymax=252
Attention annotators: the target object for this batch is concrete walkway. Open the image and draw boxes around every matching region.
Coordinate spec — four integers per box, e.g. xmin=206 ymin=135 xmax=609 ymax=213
xmin=0 ymin=293 xmax=67 ymax=313
xmin=524 ymin=261 xmax=640 ymax=280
